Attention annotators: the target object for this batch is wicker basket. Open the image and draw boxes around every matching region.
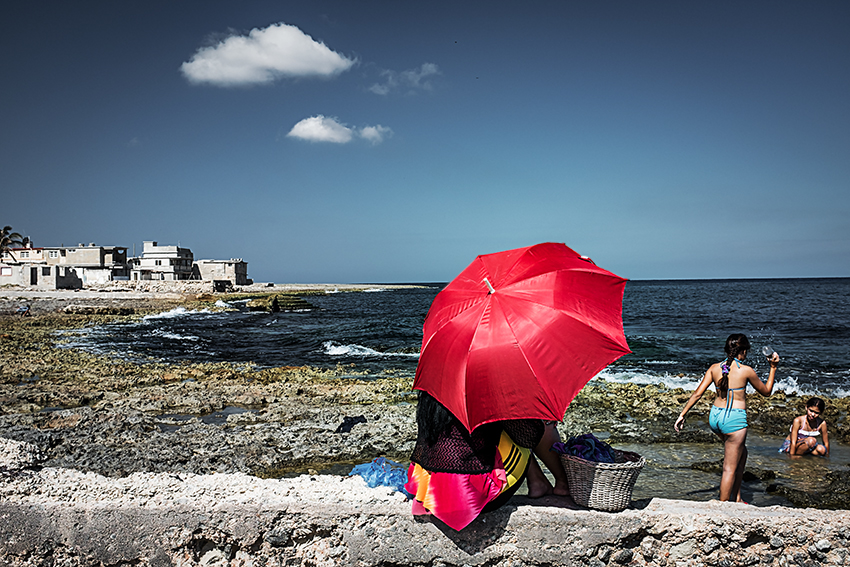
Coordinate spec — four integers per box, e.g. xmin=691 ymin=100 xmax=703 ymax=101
xmin=560 ymin=450 xmax=645 ymax=512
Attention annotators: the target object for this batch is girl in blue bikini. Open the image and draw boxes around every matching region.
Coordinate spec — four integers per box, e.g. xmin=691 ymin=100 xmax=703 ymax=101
xmin=674 ymin=334 xmax=779 ymax=502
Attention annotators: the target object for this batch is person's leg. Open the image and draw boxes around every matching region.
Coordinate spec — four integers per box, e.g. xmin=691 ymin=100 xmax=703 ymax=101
xmin=812 ymin=444 xmax=826 ymax=456
xmin=733 ymin=442 xmax=748 ymax=503
xmin=530 ymin=422 xmax=569 ymax=497
xmin=793 ymin=437 xmax=817 ymax=455
xmin=719 ymin=428 xmax=747 ymax=502
xmin=525 ymin=456 xmax=554 ymax=498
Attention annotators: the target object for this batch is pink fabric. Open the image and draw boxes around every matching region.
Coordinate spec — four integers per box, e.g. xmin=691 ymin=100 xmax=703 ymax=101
xmin=406 ymin=461 xmax=507 ymax=531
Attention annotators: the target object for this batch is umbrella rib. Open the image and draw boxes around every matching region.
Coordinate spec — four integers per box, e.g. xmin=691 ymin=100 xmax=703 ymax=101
xmin=418 ymin=295 xmax=488 ymax=354
xmin=491 ymin=301 xmax=566 ymax=422
xmin=498 ymin=293 xmax=631 ymax=358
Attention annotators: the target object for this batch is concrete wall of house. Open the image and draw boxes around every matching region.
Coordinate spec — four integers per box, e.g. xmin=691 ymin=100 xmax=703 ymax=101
xmin=43 ymin=249 xmax=65 ymax=265
xmin=0 ymin=263 xmax=25 ymax=286
xmin=139 ymin=241 xmax=194 ymax=280
xmin=78 ymin=268 xmax=114 ymax=285
xmin=193 ymin=260 xmax=250 ymax=285
xmin=31 ymin=245 xmax=129 ymax=269
xmin=2 ymin=248 xmax=44 ymax=264
xmin=63 ymin=247 xmax=103 ymax=266
xmin=15 ymin=249 xmax=43 ymax=263
xmin=0 ymin=263 xmax=84 ymax=289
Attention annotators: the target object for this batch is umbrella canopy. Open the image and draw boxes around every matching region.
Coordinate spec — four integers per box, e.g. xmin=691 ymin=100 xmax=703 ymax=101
xmin=414 ymin=242 xmax=630 ymax=432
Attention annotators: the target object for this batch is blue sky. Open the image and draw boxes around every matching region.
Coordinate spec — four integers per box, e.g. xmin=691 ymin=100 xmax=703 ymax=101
xmin=2 ymin=1 xmax=848 ymax=283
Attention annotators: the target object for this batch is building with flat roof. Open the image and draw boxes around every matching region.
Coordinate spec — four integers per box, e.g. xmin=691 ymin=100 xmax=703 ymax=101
xmin=193 ymin=258 xmax=251 ymax=286
xmin=130 ymin=241 xmax=194 ymax=281
xmin=1 ymin=243 xmax=129 ymax=288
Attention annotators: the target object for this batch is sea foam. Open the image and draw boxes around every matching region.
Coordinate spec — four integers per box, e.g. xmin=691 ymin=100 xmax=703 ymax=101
xmin=143 ymin=307 xmax=212 ymax=321
xmin=323 ymin=341 xmax=419 ymax=358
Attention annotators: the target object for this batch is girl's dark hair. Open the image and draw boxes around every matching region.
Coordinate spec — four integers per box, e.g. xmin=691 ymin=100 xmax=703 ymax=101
xmin=718 ymin=333 xmax=751 ymax=397
xmin=807 ymin=397 xmax=825 ymax=412
xmin=416 ymin=390 xmax=455 ymax=445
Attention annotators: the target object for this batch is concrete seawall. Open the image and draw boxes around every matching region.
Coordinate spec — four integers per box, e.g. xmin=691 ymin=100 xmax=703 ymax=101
xmin=2 ymin=466 xmax=850 ymax=567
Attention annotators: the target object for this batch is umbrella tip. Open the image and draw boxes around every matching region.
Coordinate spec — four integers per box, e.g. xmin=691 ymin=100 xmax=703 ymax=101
xmin=483 ymin=278 xmax=496 ymax=294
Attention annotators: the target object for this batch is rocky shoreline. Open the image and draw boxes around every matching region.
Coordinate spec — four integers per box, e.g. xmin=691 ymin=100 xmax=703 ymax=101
xmin=2 ymin=286 xmax=850 ymax=565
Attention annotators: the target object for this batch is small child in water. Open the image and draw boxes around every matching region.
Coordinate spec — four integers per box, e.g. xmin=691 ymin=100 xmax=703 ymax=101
xmin=779 ymin=397 xmax=829 ymax=456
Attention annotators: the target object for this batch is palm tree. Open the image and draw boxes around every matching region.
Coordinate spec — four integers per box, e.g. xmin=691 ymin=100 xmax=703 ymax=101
xmin=1 ymin=225 xmax=25 ymax=262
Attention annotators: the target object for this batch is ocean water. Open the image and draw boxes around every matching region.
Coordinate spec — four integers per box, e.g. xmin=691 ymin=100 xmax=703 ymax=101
xmin=58 ymin=278 xmax=850 ymax=398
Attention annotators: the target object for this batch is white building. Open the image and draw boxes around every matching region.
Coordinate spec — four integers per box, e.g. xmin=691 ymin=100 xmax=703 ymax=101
xmin=130 ymin=241 xmax=194 ymax=281
xmin=1 ymin=243 xmax=130 ymax=288
xmin=193 ymin=259 xmax=251 ymax=286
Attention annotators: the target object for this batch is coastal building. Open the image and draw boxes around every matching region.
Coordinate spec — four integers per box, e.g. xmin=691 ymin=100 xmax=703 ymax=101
xmin=130 ymin=241 xmax=194 ymax=281
xmin=192 ymin=259 xmax=251 ymax=286
xmin=3 ymin=238 xmax=251 ymax=289
xmin=1 ymin=243 xmax=130 ymax=288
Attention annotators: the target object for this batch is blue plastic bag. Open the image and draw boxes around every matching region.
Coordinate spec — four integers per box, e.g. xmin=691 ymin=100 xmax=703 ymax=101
xmin=349 ymin=457 xmax=411 ymax=496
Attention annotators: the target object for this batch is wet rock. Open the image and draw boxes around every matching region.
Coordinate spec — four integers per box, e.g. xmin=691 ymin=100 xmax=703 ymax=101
xmin=689 ymin=459 xmax=775 ymax=482
xmin=769 ymin=470 xmax=850 ymax=510
xmin=246 ymin=294 xmax=314 ymax=312
xmin=61 ymin=305 xmax=136 ymax=315
xmin=0 ymin=401 xmax=416 ymax=479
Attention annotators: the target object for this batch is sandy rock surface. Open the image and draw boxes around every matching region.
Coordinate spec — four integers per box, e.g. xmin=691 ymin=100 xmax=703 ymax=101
xmin=3 ymin=435 xmax=850 ymax=566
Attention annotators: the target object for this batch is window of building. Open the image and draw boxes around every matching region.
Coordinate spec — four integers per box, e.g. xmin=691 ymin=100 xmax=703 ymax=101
xmin=20 ymin=251 xmax=29 ymax=258
xmin=1 ymin=267 xmax=11 ymax=276
xmin=155 ymin=260 xmax=162 ymax=266
xmin=48 ymin=250 xmax=59 ymax=259
xmin=42 ymin=267 xmax=51 ymax=276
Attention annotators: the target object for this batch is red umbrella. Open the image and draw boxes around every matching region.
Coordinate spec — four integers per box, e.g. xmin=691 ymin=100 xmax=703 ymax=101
xmin=413 ymin=242 xmax=630 ymax=432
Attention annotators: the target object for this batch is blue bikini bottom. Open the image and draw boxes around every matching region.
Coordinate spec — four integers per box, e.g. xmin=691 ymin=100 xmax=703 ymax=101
xmin=708 ymin=405 xmax=748 ymax=435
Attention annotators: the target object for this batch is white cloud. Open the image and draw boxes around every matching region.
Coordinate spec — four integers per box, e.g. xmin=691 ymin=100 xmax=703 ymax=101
xmin=369 ymin=81 xmax=391 ymax=96
xmin=287 ymin=116 xmax=353 ymax=143
xmin=369 ymin=62 xmax=440 ymax=95
xmin=359 ymin=125 xmax=393 ymax=145
xmin=287 ymin=116 xmax=393 ymax=145
xmin=181 ymin=22 xmax=355 ymax=86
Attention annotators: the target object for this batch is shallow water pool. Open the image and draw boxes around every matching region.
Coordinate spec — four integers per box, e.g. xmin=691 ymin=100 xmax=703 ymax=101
xmin=546 ymin=433 xmax=847 ymax=507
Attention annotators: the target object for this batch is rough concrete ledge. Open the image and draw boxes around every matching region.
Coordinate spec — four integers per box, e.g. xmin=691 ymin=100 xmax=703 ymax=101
xmin=2 ymin=467 xmax=850 ymax=567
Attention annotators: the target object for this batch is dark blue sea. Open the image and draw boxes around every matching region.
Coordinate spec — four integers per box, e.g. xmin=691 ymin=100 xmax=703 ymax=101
xmin=59 ymin=278 xmax=850 ymax=398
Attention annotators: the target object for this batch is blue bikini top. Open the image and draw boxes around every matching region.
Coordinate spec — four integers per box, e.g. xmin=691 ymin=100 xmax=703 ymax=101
xmin=720 ymin=358 xmax=744 ymax=412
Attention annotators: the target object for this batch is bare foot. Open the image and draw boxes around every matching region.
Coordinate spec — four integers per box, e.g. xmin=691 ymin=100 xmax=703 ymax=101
xmin=527 ymin=478 xmax=554 ymax=498
xmin=553 ymin=481 xmax=569 ymax=497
